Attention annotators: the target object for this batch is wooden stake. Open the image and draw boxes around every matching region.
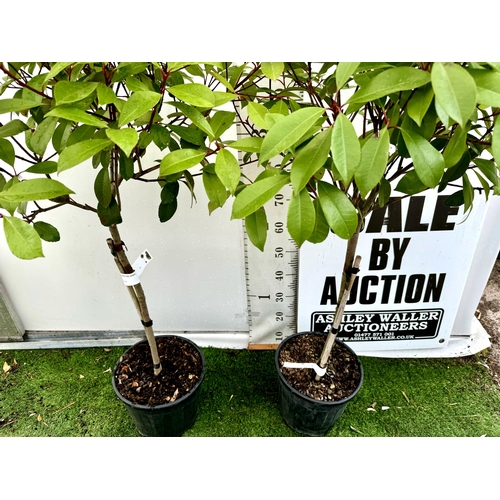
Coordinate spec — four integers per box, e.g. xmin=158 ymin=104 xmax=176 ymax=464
xmin=315 ymin=255 xmax=362 ymax=381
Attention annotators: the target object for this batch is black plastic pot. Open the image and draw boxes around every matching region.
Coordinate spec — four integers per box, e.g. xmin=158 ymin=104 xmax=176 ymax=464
xmin=275 ymin=331 xmax=363 ymax=436
xmin=112 ymin=335 xmax=205 ymax=437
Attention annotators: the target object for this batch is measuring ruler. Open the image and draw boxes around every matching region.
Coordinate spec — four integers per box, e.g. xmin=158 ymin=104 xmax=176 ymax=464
xmin=236 ymin=115 xmax=299 ymax=348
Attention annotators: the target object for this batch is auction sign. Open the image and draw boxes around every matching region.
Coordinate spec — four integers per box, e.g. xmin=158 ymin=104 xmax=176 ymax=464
xmin=297 ymin=188 xmax=489 ymax=351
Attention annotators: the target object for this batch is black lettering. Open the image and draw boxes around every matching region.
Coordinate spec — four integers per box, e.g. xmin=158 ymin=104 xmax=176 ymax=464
xmin=431 ymin=196 xmax=458 ymax=231
xmin=380 ymin=275 xmax=397 ymax=303
xmin=360 ymin=276 xmax=378 ymax=305
xmin=347 ymin=278 xmax=359 ymax=305
xmin=405 ymin=197 xmax=429 ymax=231
xmin=423 ymin=273 xmax=446 ymax=302
xmin=320 ymin=276 xmax=337 ymax=305
xmin=405 ymin=274 xmax=425 ymax=303
xmin=395 ymin=275 xmax=406 ymax=303
xmin=369 ymin=239 xmax=390 ymax=270
xmin=365 ymin=197 xmax=402 ymax=233
xmin=392 ymin=237 xmax=411 ymax=270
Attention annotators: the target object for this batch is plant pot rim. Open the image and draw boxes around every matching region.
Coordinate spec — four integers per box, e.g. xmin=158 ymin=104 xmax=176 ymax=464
xmin=275 ymin=331 xmax=364 ymax=406
xmin=112 ymin=334 xmax=206 ymax=411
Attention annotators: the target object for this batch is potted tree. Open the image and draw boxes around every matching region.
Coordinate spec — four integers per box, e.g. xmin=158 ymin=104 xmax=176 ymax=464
xmin=219 ymin=61 xmax=500 ymax=435
xmin=0 ymin=61 xmax=241 ymax=436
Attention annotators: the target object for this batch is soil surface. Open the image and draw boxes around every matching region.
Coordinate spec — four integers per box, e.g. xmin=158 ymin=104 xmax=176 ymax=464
xmin=477 ymin=259 xmax=500 ymax=388
xmin=278 ymin=334 xmax=362 ymax=402
xmin=114 ymin=336 xmax=203 ymax=406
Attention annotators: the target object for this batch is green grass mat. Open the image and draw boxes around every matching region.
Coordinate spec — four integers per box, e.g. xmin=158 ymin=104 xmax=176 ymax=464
xmin=1 ymin=346 xmax=499 ymax=437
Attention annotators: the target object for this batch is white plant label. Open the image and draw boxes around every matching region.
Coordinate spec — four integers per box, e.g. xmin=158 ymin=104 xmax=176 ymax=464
xmin=120 ymin=250 xmax=153 ymax=286
xmin=282 ymin=362 xmax=327 ymax=377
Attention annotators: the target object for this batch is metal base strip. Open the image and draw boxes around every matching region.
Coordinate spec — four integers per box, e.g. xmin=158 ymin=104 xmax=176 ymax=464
xmin=0 ymin=331 xmax=250 ymax=350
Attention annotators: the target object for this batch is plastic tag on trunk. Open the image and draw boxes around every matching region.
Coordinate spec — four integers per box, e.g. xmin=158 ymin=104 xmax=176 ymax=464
xmin=120 ymin=250 xmax=153 ymax=286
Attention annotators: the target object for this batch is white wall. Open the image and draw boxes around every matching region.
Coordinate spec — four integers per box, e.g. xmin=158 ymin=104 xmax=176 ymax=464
xmin=0 ymin=147 xmax=249 ymax=335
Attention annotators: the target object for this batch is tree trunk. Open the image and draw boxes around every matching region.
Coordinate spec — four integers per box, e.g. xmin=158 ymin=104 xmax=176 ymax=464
xmin=107 ymin=224 xmax=162 ymax=376
xmin=315 ymin=215 xmax=363 ymax=380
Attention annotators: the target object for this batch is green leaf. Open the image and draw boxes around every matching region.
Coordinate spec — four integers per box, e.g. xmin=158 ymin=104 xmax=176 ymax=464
xmin=407 ymin=84 xmax=434 ymax=127
xmin=492 ymin=115 xmax=500 ymax=167
xmin=317 ymin=181 xmax=358 ymax=240
xmin=117 ymin=91 xmax=162 ymax=128
xmin=401 ymin=129 xmax=445 ymax=188
xmin=463 ymin=173 xmax=474 ymax=212
xmin=0 ymin=178 xmax=74 ymax=203
xmin=97 ymin=196 xmax=122 ymax=226
xmin=213 ymin=92 xmax=237 ymax=107
xmin=203 ymin=171 xmax=228 ymax=208
xmin=215 ymin=148 xmax=240 ymax=195
xmin=168 ymin=84 xmax=215 ymax=108
xmin=355 ymin=127 xmax=390 ymax=198
xmin=264 ymin=113 xmax=285 ymax=130
xmin=227 ymin=137 xmax=263 ymax=153
xmin=3 ymin=216 xmax=44 ymax=259
xmin=150 ymin=125 xmax=171 ymax=151
xmin=468 ymin=69 xmax=500 ymax=107
xmin=160 ymin=181 xmax=180 ymax=204
xmin=25 ymin=161 xmax=58 ymax=174
xmin=287 ymin=188 xmax=315 ymax=247
xmin=348 ymin=67 xmax=431 ymax=104
xmin=395 ymin=170 xmax=428 ymax=195
xmin=111 ymin=63 xmax=149 ymax=83
xmin=169 ymin=101 xmax=214 ymax=139
xmin=331 ymin=113 xmax=361 ymax=184
xmin=210 ymin=111 xmax=236 ymax=139
xmin=94 ymin=167 xmax=112 ymax=208
xmin=261 ymin=62 xmax=284 ymax=81
xmin=52 ymin=119 xmax=72 ymax=153
xmin=54 ymin=81 xmax=98 ymax=106
xmin=66 ymin=124 xmax=96 ymax=147
xmin=30 ymin=116 xmax=59 ymax=157
xmin=445 ymin=190 xmax=464 ymax=207
xmin=270 ymin=101 xmax=289 ymax=116
xmin=259 ymin=107 xmax=325 ymax=164
xmin=169 ymin=124 xmax=205 ymax=146
xmin=42 ymin=62 xmax=74 ymax=86
xmin=474 ymin=170 xmax=490 ymax=200
xmin=0 ymin=177 xmax=19 ymax=214
xmin=58 ymin=139 xmax=112 ymax=173
xmin=443 ymin=126 xmax=467 ymax=168
xmin=335 ymin=62 xmax=360 ymax=89
xmin=33 ymin=221 xmax=60 ymax=242
xmin=378 ymin=177 xmax=392 ymax=207
xmin=474 ymin=158 xmax=498 ymax=186
xmin=160 ymin=149 xmax=206 ymax=177
xmin=431 ymin=62 xmax=477 ymax=128
xmin=97 ymin=83 xmax=118 ymax=106
xmin=0 ymin=98 xmax=43 ymax=114
xmin=247 ymin=102 xmax=270 ymax=130
xmin=158 ymin=199 xmax=178 ymax=223
xmin=290 ymin=128 xmax=332 ymax=194
xmin=208 ymin=70 xmax=235 ymax=93
xmin=46 ymin=106 xmax=108 ymax=128
xmin=231 ymin=173 xmax=290 ymax=219
xmin=119 ymin=150 xmax=134 ymax=180
xmin=0 ymin=120 xmax=29 ymax=138
xmin=307 ymin=197 xmax=330 ymax=244
xmin=105 ymin=128 xmax=138 ymax=158
xmin=126 ymin=76 xmax=150 ymax=93
xmin=0 ymin=138 xmax=15 ymax=166
xmin=245 ymin=208 xmax=267 ymax=251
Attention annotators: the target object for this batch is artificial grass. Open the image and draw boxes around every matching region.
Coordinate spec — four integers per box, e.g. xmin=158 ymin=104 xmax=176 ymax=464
xmin=1 ymin=345 xmax=499 ymax=437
